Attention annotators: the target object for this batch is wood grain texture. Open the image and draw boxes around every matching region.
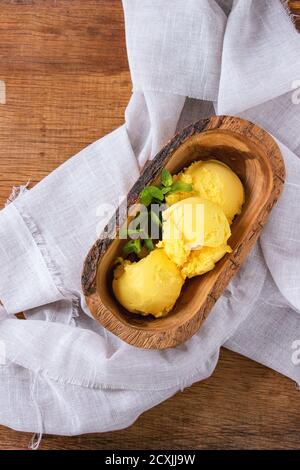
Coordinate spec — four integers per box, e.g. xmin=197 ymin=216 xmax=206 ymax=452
xmin=0 ymin=0 xmax=131 ymax=204
xmin=1 ymin=349 xmax=300 ymax=450
xmin=0 ymin=0 xmax=299 ymax=450
xmin=83 ymin=116 xmax=285 ymax=349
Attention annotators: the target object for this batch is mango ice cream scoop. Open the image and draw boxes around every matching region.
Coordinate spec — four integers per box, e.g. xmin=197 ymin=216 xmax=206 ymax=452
xmin=166 ymin=160 xmax=244 ymax=223
xmin=113 ymin=249 xmax=184 ymax=318
xmin=157 ymin=196 xmax=231 ymax=267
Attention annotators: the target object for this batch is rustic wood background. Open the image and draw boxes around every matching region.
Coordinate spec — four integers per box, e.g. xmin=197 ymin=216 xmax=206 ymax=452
xmin=0 ymin=0 xmax=299 ymax=450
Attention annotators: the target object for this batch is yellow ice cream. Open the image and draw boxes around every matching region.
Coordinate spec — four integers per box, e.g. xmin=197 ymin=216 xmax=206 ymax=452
xmin=113 ymin=249 xmax=184 ymax=318
xmin=157 ymin=197 xmax=231 ymax=267
xmin=181 ymin=244 xmax=232 ymax=279
xmin=113 ymin=159 xmax=244 ymax=318
xmin=166 ymin=160 xmax=244 ymax=223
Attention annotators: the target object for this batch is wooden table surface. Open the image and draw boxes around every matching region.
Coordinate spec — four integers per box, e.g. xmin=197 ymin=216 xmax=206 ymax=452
xmin=0 ymin=0 xmax=300 ymax=451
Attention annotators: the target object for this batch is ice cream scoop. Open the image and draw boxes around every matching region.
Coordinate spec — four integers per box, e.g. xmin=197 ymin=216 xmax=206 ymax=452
xmin=166 ymin=160 xmax=244 ymax=223
xmin=158 ymin=196 xmax=231 ymax=266
xmin=112 ymin=249 xmax=184 ymax=318
xmin=181 ymin=244 xmax=232 ymax=279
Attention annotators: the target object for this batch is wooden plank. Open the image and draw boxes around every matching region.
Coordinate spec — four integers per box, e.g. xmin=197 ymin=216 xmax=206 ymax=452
xmin=0 ymin=0 xmax=131 ymax=203
xmin=0 ymin=0 xmax=300 ymax=450
xmin=1 ymin=349 xmax=300 ymax=450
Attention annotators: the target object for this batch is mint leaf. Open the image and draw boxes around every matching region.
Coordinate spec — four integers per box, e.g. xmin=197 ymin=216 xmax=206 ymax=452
xmin=161 ymin=168 xmax=173 ymax=187
xmin=139 ymin=189 xmax=152 ymax=206
xmin=144 ymin=238 xmax=154 ymax=251
xmin=140 ymin=186 xmax=164 ymax=206
xmin=161 ymin=186 xmax=172 ymax=194
xmin=123 ymin=239 xmax=142 ymax=255
xmin=168 ymin=181 xmax=193 ymax=194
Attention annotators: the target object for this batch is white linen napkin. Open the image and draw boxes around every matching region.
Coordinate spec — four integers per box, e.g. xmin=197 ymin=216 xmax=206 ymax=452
xmin=0 ymin=0 xmax=300 ymax=437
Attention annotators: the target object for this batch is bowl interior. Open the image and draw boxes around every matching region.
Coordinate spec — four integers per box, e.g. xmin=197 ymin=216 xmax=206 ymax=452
xmin=96 ymin=129 xmax=273 ymax=331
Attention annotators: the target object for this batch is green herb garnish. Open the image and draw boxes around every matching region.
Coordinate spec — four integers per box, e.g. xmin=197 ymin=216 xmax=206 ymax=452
xmin=161 ymin=168 xmax=173 ymax=187
xmin=140 ymin=186 xmax=164 ymax=206
xmin=168 ymin=181 xmax=193 ymax=194
xmin=144 ymin=238 xmax=154 ymax=251
xmin=123 ymin=239 xmax=142 ymax=255
xmin=161 ymin=186 xmax=172 ymax=195
xmin=121 ymin=166 xmax=193 ymax=258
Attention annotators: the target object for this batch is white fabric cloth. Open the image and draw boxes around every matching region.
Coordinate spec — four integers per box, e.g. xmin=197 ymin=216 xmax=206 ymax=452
xmin=0 ymin=0 xmax=300 ymax=436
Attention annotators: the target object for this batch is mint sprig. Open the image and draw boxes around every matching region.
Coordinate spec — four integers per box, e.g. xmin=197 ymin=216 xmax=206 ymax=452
xmin=123 ymin=239 xmax=142 ymax=255
xmin=168 ymin=181 xmax=192 ymax=194
xmin=161 ymin=168 xmax=173 ymax=187
xmin=144 ymin=238 xmax=154 ymax=251
xmin=121 ymin=167 xmax=193 ymax=258
xmin=140 ymin=186 xmax=164 ymax=206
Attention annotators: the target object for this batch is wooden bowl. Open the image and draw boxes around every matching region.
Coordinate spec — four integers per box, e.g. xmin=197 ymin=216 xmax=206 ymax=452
xmin=82 ymin=116 xmax=285 ymax=349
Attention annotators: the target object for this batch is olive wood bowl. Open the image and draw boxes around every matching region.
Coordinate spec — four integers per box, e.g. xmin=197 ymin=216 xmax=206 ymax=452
xmin=82 ymin=115 xmax=285 ymax=349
